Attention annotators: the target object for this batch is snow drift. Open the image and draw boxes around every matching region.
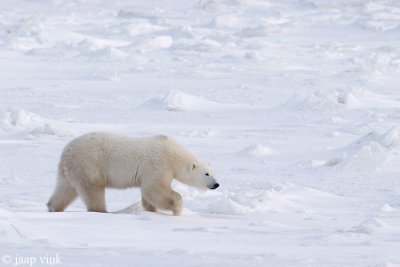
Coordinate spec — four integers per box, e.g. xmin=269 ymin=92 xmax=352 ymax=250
xmin=137 ymin=90 xmax=241 ymax=112
xmin=324 ymin=128 xmax=400 ymax=171
xmin=3 ymin=107 xmax=73 ymax=138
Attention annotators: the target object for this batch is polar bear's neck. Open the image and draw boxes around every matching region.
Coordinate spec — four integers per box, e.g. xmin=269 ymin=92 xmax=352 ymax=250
xmin=167 ymin=143 xmax=199 ymax=181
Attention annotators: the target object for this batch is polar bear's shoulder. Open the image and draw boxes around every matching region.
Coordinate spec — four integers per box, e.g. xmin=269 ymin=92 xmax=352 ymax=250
xmin=153 ymin=134 xmax=169 ymax=140
xmin=148 ymin=135 xmax=184 ymax=150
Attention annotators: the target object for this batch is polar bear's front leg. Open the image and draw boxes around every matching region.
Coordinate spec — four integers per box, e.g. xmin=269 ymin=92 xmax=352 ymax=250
xmin=169 ymin=191 xmax=183 ymax=216
xmin=142 ymin=197 xmax=157 ymax=213
xmin=78 ymin=185 xmax=107 ymax=213
xmin=141 ymin=181 xmax=183 ymax=216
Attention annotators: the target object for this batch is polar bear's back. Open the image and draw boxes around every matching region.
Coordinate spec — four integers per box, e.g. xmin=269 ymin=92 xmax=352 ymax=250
xmin=59 ymin=132 xmax=195 ymax=188
xmin=63 ymin=132 xmax=174 ymax=157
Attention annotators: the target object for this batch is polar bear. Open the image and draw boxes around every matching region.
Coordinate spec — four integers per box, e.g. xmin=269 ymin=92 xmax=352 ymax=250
xmin=47 ymin=132 xmax=219 ymax=215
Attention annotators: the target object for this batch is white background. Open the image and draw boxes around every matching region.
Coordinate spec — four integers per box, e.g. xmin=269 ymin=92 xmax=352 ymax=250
xmin=1 ymin=0 xmax=400 ymax=266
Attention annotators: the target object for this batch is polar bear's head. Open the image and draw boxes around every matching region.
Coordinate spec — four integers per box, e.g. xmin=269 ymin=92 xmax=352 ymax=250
xmin=176 ymin=162 xmax=219 ymax=190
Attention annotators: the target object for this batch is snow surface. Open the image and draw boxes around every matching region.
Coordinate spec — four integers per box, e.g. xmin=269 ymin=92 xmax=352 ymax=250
xmin=1 ymin=0 xmax=400 ymax=266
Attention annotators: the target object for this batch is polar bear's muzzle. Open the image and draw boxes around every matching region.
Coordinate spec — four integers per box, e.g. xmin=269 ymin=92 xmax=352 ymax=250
xmin=206 ymin=177 xmax=219 ymax=190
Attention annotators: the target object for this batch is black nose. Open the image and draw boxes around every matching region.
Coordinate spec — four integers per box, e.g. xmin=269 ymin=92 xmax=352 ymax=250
xmin=212 ymin=183 xmax=219 ymax=189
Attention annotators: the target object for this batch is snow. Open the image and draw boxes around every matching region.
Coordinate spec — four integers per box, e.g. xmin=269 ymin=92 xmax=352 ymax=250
xmin=0 ymin=0 xmax=400 ymax=266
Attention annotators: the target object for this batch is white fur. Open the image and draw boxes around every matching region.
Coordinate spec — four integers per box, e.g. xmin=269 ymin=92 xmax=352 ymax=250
xmin=47 ymin=132 xmax=218 ymax=215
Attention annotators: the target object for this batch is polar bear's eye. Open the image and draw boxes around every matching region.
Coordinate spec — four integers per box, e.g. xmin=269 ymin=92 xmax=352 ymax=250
xmin=205 ymin=173 xmax=209 ymax=176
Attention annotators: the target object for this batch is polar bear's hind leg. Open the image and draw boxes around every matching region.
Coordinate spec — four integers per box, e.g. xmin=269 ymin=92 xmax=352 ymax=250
xmin=47 ymin=176 xmax=78 ymax=212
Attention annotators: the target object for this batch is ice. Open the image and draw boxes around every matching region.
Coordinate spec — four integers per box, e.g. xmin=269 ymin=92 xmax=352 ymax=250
xmin=79 ymin=47 xmax=128 ymax=61
xmin=3 ymin=107 xmax=73 ymax=138
xmin=380 ymin=204 xmax=396 ymax=213
xmin=323 ymin=128 xmax=400 ymax=171
xmin=207 ymin=197 xmax=249 ymax=215
xmin=3 ymin=107 xmax=40 ymax=129
xmin=239 ymin=144 xmax=275 ymax=157
xmin=165 ymin=90 xmax=213 ymax=111
xmin=137 ymin=90 xmax=240 ymax=112
xmin=213 ymin=15 xmax=242 ymax=29
xmin=352 ymin=218 xmax=389 ymax=235
xmin=139 ymin=35 xmax=173 ymax=52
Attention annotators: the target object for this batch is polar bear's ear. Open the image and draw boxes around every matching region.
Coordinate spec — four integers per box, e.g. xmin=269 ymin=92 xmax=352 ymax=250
xmin=191 ymin=163 xmax=197 ymax=170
